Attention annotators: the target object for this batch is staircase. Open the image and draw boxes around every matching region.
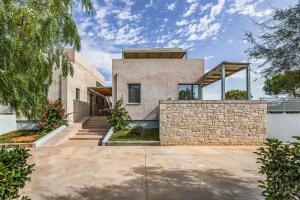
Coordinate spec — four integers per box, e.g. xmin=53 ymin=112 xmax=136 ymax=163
xmin=69 ymin=116 xmax=111 ymax=145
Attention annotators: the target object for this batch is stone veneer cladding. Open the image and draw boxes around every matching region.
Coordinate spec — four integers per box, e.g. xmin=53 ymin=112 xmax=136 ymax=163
xmin=159 ymin=100 xmax=267 ymax=145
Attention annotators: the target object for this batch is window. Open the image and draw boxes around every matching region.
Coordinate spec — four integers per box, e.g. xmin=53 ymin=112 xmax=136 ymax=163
xmin=128 ymin=84 xmax=141 ymax=103
xmin=178 ymin=84 xmax=200 ymax=100
xmin=76 ymin=88 xmax=80 ymax=100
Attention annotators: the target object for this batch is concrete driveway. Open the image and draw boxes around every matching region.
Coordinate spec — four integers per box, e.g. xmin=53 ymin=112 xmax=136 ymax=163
xmin=21 ymin=146 xmax=263 ymax=200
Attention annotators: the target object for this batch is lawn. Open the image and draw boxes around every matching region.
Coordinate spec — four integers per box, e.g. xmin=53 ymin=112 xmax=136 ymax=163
xmin=109 ymin=128 xmax=159 ymax=141
xmin=0 ymin=130 xmax=46 ymax=143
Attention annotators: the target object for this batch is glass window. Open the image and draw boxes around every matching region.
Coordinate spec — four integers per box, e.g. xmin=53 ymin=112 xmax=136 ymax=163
xmin=76 ymin=88 xmax=80 ymax=100
xmin=193 ymin=85 xmax=199 ymax=100
xmin=128 ymin=84 xmax=141 ymax=103
xmin=179 ymin=84 xmax=200 ymax=100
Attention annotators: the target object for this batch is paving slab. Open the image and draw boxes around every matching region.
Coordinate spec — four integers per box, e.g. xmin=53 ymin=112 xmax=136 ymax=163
xmin=21 ymin=146 xmax=263 ymax=200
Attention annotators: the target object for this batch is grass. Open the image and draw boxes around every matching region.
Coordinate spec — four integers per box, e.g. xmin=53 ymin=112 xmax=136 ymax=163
xmin=109 ymin=128 xmax=159 ymax=141
xmin=0 ymin=130 xmax=46 ymax=143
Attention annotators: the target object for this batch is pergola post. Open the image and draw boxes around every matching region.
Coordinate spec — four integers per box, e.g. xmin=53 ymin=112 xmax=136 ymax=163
xmin=221 ymin=65 xmax=225 ymax=100
xmin=246 ymin=65 xmax=251 ymax=100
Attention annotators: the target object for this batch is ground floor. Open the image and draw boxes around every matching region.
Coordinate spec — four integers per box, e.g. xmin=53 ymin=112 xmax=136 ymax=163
xmin=21 ymin=146 xmax=262 ymax=200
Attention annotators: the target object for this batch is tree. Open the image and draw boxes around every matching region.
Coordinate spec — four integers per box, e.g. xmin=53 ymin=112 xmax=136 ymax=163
xmin=263 ymin=70 xmax=300 ymax=97
xmin=245 ymin=2 xmax=300 ymax=78
xmin=0 ymin=0 xmax=92 ymax=119
xmin=225 ymin=89 xmax=248 ymax=100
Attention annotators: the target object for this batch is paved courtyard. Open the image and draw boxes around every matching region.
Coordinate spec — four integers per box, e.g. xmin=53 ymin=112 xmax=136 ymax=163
xmin=22 ymin=146 xmax=263 ymax=200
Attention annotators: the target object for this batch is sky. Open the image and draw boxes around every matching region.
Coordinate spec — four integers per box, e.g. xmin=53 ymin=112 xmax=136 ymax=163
xmin=72 ymin=0 xmax=297 ymax=100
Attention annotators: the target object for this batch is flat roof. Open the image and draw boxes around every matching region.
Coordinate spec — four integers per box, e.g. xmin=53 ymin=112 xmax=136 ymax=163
xmin=199 ymin=61 xmax=250 ymax=87
xmin=122 ymin=48 xmax=187 ymax=59
xmin=89 ymin=87 xmax=112 ymax=96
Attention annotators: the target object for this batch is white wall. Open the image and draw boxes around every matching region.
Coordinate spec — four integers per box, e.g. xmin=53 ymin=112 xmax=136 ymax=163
xmin=0 ymin=114 xmax=17 ymax=135
xmin=268 ymin=113 xmax=300 ymax=143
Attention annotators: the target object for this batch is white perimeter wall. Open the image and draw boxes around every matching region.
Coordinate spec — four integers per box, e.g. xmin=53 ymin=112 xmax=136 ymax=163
xmin=268 ymin=113 xmax=300 ymax=142
xmin=0 ymin=114 xmax=17 ymax=135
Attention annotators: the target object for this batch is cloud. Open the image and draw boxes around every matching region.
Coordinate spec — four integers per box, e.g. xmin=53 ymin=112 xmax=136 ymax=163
xmin=117 ymin=9 xmax=141 ymax=21
xmin=167 ymin=1 xmax=177 ymax=11
xmin=145 ymin=0 xmax=154 ymax=8
xmin=176 ymin=19 xmax=189 ymax=26
xmin=183 ymin=2 xmax=198 ymax=17
xmin=204 ymin=55 xmax=214 ymax=60
xmin=227 ymin=0 xmax=273 ymax=17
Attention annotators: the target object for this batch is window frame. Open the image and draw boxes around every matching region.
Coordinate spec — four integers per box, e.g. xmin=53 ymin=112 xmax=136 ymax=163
xmin=178 ymin=84 xmax=200 ymax=100
xmin=75 ymin=88 xmax=80 ymax=101
xmin=128 ymin=83 xmax=141 ymax=104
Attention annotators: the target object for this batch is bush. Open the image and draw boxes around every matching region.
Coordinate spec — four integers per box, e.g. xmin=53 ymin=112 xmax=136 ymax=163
xmin=37 ymin=99 xmax=68 ymax=132
xmin=255 ymin=137 xmax=300 ymax=199
xmin=0 ymin=148 xmax=34 ymax=200
xmin=107 ymin=99 xmax=132 ymax=132
xmin=225 ymin=89 xmax=248 ymax=100
xmin=130 ymin=126 xmax=144 ymax=136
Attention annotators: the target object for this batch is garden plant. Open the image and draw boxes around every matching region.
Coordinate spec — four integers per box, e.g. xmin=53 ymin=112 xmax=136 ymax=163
xmin=256 ymin=137 xmax=300 ymax=199
xmin=0 ymin=148 xmax=34 ymax=200
xmin=107 ymin=99 xmax=132 ymax=132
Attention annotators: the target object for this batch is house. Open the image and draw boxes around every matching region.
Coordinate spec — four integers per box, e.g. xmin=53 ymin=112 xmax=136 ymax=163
xmin=0 ymin=49 xmax=111 ymax=134
xmin=112 ymin=48 xmax=267 ymax=145
xmin=112 ymin=48 xmax=251 ymax=122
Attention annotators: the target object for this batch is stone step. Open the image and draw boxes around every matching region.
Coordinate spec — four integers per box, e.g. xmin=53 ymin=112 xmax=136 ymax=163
xmin=76 ymin=132 xmax=106 ymax=136
xmin=85 ymin=122 xmax=109 ymax=126
xmin=69 ymin=135 xmax=103 ymax=140
xmin=78 ymin=128 xmax=109 ymax=132
xmin=83 ymin=125 xmax=111 ymax=129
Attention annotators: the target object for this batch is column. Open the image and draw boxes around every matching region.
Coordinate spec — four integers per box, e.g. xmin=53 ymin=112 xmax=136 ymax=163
xmin=246 ymin=65 xmax=251 ymax=100
xmin=221 ymin=65 xmax=225 ymax=100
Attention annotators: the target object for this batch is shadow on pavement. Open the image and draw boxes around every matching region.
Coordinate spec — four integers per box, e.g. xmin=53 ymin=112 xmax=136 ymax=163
xmin=42 ymin=167 xmax=262 ymax=200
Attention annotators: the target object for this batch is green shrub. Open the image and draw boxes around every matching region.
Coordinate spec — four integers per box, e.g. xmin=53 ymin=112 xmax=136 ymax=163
xmin=107 ymin=99 xmax=132 ymax=132
xmin=225 ymin=89 xmax=248 ymax=100
xmin=0 ymin=148 xmax=34 ymax=200
xmin=255 ymin=137 xmax=300 ymax=199
xmin=130 ymin=126 xmax=144 ymax=136
xmin=37 ymin=99 xmax=68 ymax=132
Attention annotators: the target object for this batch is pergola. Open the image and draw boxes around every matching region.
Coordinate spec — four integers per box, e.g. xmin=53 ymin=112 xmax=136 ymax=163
xmin=199 ymin=61 xmax=251 ymax=100
xmin=89 ymin=87 xmax=112 ymax=96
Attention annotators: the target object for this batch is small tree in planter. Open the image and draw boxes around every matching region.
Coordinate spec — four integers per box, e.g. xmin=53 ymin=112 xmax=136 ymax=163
xmin=37 ymin=99 xmax=68 ymax=132
xmin=107 ymin=99 xmax=131 ymax=132
xmin=255 ymin=137 xmax=300 ymax=199
xmin=225 ymin=89 xmax=248 ymax=100
xmin=0 ymin=148 xmax=34 ymax=200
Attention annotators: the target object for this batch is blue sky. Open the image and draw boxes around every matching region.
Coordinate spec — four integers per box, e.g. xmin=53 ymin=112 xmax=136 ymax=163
xmin=72 ymin=0 xmax=297 ymax=99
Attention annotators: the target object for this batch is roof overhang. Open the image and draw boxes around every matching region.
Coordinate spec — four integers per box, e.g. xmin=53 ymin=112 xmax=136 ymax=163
xmin=199 ymin=61 xmax=250 ymax=87
xmin=89 ymin=87 xmax=112 ymax=96
xmin=122 ymin=48 xmax=187 ymax=59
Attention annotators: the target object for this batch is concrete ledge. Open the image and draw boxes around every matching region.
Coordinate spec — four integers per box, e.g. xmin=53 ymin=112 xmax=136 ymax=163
xmin=105 ymin=141 xmax=160 ymax=146
xmin=102 ymin=127 xmax=114 ymax=146
xmin=33 ymin=125 xmax=66 ymax=148
xmin=160 ymin=100 xmax=267 ymax=104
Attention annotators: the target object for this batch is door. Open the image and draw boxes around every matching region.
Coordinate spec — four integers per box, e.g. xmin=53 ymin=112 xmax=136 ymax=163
xmin=90 ymin=94 xmax=93 ymax=115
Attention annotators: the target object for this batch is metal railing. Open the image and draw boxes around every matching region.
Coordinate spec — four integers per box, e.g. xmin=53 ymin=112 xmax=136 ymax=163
xmin=261 ymin=98 xmax=300 ymax=113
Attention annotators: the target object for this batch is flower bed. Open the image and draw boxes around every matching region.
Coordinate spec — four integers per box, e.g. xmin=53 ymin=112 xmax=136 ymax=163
xmin=109 ymin=128 xmax=159 ymax=141
xmin=0 ymin=130 xmax=46 ymax=143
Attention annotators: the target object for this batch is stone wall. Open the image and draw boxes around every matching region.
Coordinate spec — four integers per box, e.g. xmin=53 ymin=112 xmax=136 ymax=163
xmin=159 ymin=100 xmax=267 ymax=145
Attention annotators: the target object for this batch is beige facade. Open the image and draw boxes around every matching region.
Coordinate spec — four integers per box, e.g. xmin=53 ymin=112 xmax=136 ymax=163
xmin=159 ymin=100 xmax=267 ymax=145
xmin=112 ymin=58 xmax=204 ymax=120
xmin=48 ymin=49 xmax=106 ymax=122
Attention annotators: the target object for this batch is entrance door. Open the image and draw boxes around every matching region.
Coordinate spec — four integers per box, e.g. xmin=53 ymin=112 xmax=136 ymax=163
xmin=90 ymin=94 xmax=93 ymax=115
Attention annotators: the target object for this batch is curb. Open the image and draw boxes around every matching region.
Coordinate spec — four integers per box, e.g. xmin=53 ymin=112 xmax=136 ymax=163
xmin=33 ymin=125 xmax=66 ymax=148
xmin=105 ymin=141 xmax=160 ymax=146
xmin=102 ymin=127 xmax=114 ymax=146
